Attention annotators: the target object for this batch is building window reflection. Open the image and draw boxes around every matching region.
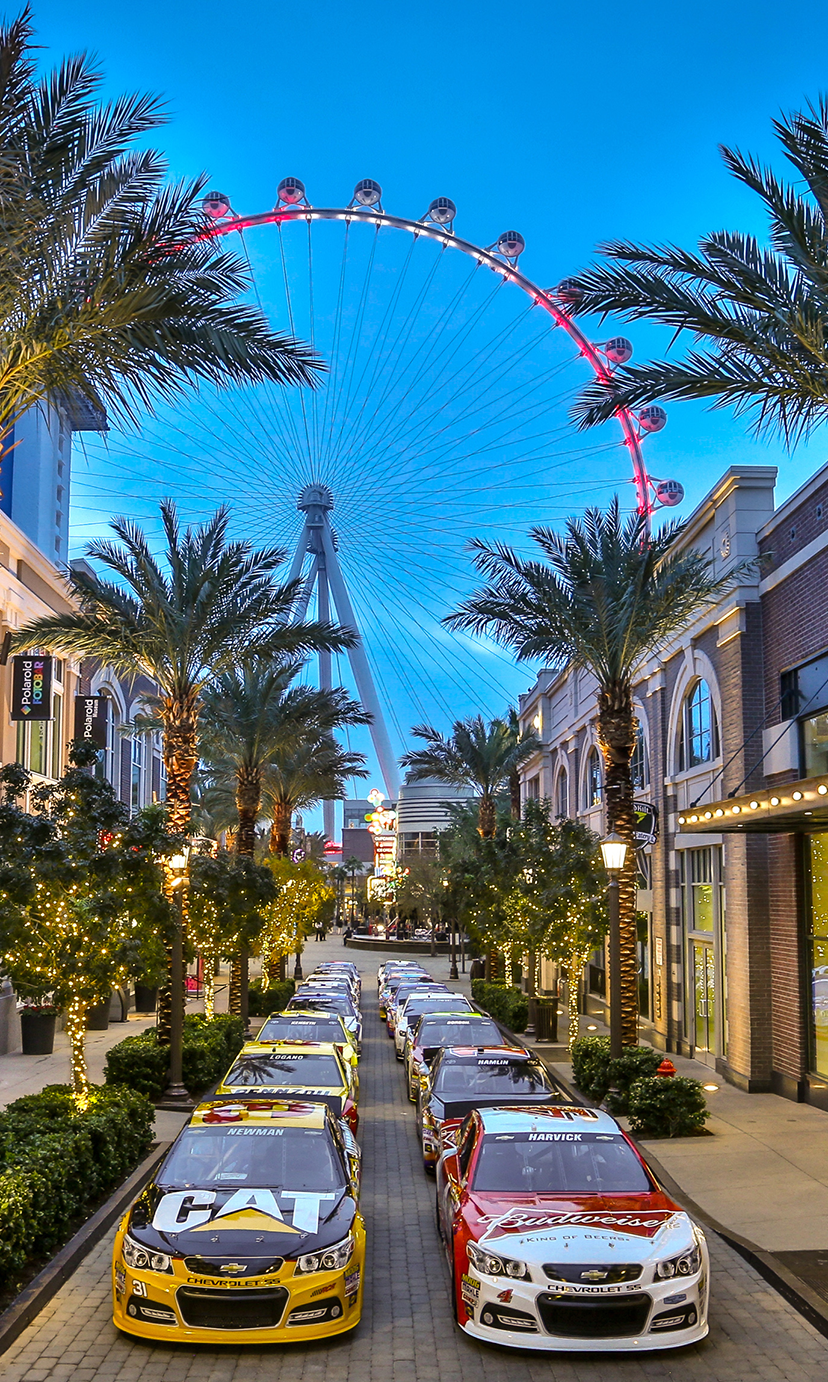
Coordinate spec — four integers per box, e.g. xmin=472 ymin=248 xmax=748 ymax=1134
xmin=807 ymin=835 xmax=828 ymax=1081
xmin=556 ymin=768 xmax=568 ymax=818
xmin=679 ymin=679 xmax=720 ymax=770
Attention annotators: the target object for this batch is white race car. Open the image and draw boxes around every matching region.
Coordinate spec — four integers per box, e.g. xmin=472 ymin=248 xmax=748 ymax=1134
xmin=436 ymin=1104 xmax=709 ymax=1352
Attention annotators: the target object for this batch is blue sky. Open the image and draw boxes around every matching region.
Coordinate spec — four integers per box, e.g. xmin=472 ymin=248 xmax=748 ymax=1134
xmin=25 ymin=0 xmax=828 ymax=824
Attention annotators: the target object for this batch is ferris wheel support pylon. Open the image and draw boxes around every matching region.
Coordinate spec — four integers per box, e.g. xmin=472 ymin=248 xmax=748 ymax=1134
xmin=290 ymin=483 xmax=401 ymax=828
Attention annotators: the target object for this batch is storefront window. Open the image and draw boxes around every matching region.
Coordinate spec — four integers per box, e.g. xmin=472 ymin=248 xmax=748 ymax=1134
xmin=803 ymin=712 xmax=828 ymax=778
xmin=807 ymin=835 xmax=828 ymax=1080
xmin=681 ymin=848 xmax=714 ymax=931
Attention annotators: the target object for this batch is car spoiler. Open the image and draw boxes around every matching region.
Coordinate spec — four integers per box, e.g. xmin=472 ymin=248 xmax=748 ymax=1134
xmin=436 ymin=1094 xmax=570 ymax=1122
xmin=229 ymin=1089 xmax=344 ymax=1116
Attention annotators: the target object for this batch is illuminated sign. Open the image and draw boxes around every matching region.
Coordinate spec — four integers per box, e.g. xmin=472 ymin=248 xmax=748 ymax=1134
xmin=11 ymin=656 xmax=53 ymax=721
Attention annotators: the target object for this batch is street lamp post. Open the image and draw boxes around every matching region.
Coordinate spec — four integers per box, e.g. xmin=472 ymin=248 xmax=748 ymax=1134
xmin=600 ymin=832 xmax=628 ymax=1061
xmin=159 ymin=846 xmax=194 ymax=1111
xmin=444 ymin=877 xmax=458 ymax=981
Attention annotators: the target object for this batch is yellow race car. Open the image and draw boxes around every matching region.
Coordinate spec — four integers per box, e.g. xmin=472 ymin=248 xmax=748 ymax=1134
xmin=254 ymin=1009 xmax=360 ymax=1066
xmin=216 ymin=1041 xmax=359 ymax=1133
xmin=113 ymin=1099 xmax=365 ymax=1344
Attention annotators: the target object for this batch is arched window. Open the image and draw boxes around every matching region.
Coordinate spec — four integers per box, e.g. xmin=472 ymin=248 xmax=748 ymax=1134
xmin=679 ymin=679 xmax=720 ymax=771
xmin=583 ymin=746 xmax=602 ymax=809
xmin=556 ymin=767 xmax=568 ymax=818
xmin=631 ymin=722 xmax=649 ymax=791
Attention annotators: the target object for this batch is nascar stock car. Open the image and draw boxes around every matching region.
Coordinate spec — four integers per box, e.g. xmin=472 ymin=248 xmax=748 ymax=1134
xmin=113 ymin=1099 xmax=365 ymax=1344
xmin=255 ymin=1010 xmax=360 ymax=1066
xmin=406 ymin=1012 xmax=504 ymax=1099
xmin=418 ymin=1045 xmax=571 ymax=1170
xmin=386 ymin=982 xmax=451 ymax=1037
xmin=286 ymin=989 xmax=362 ymax=1051
xmin=394 ymin=991 xmax=475 ymax=1060
xmin=216 ymin=1042 xmax=359 ymax=1133
xmin=436 ymin=1105 xmax=709 ymax=1352
xmin=378 ymin=970 xmax=434 ymax=1020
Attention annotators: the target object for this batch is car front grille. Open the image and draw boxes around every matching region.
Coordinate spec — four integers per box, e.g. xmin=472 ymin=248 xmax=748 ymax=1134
xmin=543 ymin=1261 xmax=642 ymax=1284
xmin=183 ymin=1256 xmax=284 ymax=1279
xmin=536 ymin=1291 xmax=651 ymax=1339
xmin=176 ymin=1286 xmax=289 ymax=1330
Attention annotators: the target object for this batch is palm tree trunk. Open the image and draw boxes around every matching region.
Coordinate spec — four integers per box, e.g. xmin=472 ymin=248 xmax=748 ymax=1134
xmin=158 ymin=693 xmax=198 ymax=1044
xmin=509 ymin=769 xmax=521 ymax=820
xmin=477 ymin=793 xmax=497 ymax=839
xmin=269 ymin=800 xmax=292 ymax=856
xmin=235 ymin=767 xmax=261 ymax=858
xmin=597 ymin=687 xmax=638 ymax=1047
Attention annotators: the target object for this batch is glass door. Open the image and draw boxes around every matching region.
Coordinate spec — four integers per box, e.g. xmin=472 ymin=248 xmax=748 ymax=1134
xmin=692 ymin=943 xmax=716 ymax=1066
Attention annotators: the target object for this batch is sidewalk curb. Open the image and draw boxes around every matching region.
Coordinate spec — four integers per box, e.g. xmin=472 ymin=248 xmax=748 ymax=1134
xmin=0 ymin=1141 xmax=170 ymax=1359
xmin=536 ymin=1053 xmax=828 ymax=1343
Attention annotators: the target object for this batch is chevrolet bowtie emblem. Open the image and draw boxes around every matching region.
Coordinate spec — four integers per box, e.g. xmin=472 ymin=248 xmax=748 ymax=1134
xmin=219 ymin=1263 xmax=247 ymax=1275
xmin=580 ymin=1270 xmax=608 ymax=1282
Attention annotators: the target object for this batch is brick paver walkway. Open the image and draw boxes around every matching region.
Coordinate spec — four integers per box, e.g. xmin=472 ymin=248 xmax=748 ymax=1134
xmin=5 ymin=939 xmax=828 ymax=1380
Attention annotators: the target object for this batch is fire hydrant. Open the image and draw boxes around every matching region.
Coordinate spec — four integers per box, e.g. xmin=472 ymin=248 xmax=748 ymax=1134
xmin=656 ymin=1058 xmax=677 ymax=1077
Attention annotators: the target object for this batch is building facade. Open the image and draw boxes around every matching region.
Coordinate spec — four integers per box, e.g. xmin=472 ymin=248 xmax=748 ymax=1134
xmin=518 ymin=465 xmax=783 ymax=1094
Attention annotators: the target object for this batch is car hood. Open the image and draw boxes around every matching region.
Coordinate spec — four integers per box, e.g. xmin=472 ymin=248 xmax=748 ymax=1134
xmin=464 ymin=1193 xmax=692 ymax=1258
xmin=128 ymin=1183 xmax=355 ymax=1262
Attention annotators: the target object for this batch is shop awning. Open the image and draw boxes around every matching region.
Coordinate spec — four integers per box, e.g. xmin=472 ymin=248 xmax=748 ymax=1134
xmin=677 ymin=773 xmax=828 ymax=834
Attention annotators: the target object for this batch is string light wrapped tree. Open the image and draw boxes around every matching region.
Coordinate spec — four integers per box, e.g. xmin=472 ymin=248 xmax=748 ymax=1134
xmin=0 ymin=742 xmax=174 ymax=1107
xmin=187 ymin=849 xmax=276 ymax=1017
xmin=259 ymin=857 xmax=335 ymax=986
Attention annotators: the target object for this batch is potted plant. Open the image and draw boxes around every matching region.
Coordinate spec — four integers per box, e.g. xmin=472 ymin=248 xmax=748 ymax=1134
xmin=18 ymin=997 xmax=60 ymax=1055
xmin=134 ymin=982 xmax=159 ymax=1014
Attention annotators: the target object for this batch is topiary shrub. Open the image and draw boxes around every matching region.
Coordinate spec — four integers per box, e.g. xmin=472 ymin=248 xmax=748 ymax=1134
xmin=471 ymin=980 xmax=529 ymax=1035
xmin=570 ymin=1036 xmax=663 ymax=1112
xmin=248 ymin=978 xmax=295 ymax=1018
xmin=104 ymin=1013 xmax=245 ymax=1101
xmin=627 ymin=1075 xmax=710 ymax=1138
xmin=0 ymin=1083 xmax=154 ymax=1287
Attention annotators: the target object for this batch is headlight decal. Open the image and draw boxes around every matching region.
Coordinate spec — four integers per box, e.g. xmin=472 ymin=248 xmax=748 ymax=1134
xmin=467 ymin=1239 xmax=529 ymax=1281
xmin=122 ymin=1233 xmax=174 ymax=1274
xmin=293 ymin=1233 xmax=355 ymax=1275
xmin=655 ymin=1244 xmax=702 ymax=1280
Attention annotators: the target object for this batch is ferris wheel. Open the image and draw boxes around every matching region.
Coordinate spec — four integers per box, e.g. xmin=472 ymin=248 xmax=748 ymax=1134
xmin=71 ymin=176 xmax=683 ymax=828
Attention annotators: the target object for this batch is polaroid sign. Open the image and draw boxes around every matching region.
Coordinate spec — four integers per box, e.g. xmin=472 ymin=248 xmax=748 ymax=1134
xmin=74 ymin=695 xmax=108 ymax=748
xmin=10 ymin=656 xmax=53 ymax=721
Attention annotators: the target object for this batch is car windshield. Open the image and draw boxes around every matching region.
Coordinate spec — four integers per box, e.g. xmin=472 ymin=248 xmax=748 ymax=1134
xmin=417 ymin=1017 xmax=501 ymax=1046
xmin=159 ymin=1126 xmax=346 ymax=1191
xmin=404 ymin=998 xmax=470 ymax=1022
xmin=434 ymin=1057 xmax=552 ymax=1096
xmin=472 ymin=1132 xmax=651 ymax=1194
xmin=223 ymin=1054 xmax=343 ymax=1087
xmin=395 ymin=986 xmax=447 ymax=1007
xmin=257 ymin=1018 xmax=345 ymax=1044
xmin=290 ymin=994 xmax=355 ymax=1018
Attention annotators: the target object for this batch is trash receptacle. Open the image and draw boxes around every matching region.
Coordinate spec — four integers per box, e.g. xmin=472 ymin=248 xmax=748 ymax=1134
xmin=535 ymin=998 xmax=558 ymax=1043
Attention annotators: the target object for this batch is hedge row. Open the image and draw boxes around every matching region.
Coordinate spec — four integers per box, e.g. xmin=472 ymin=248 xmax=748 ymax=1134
xmin=248 ymin=977 xmax=296 ymax=1019
xmin=471 ymin=980 xmax=529 ymax=1035
xmin=104 ymin=1013 xmax=245 ymax=1101
xmin=570 ymin=1035 xmax=709 ymax=1137
xmin=0 ymin=1084 xmax=154 ymax=1287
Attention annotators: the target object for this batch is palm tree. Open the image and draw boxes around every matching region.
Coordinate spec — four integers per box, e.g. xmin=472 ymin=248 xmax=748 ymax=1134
xmin=200 ymin=660 xmax=369 ymax=857
xmin=17 ymin=503 xmax=355 ymax=839
xmin=568 ymin=99 xmax=828 ymax=445
xmin=265 ymin=738 xmax=368 ymax=858
xmin=17 ymin=503 xmax=356 ymax=1039
xmin=446 ymin=499 xmax=745 ymax=1044
xmin=399 ymin=714 xmax=541 ymax=839
xmin=0 ymin=9 xmax=319 ymax=451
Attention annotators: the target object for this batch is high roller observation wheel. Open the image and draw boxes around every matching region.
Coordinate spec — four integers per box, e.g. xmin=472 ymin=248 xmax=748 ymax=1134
xmin=197 ymin=179 xmax=684 ymax=535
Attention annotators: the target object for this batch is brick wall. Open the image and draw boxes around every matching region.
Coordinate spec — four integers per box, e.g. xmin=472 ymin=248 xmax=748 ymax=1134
xmin=761 ymin=546 xmax=828 ymax=722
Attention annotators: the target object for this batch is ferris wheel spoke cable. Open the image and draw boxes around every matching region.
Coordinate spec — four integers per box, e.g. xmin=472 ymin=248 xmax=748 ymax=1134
xmin=318 ymin=223 xmax=381 ymax=472
xmin=338 ymin=299 xmax=559 ymax=493
xmin=323 ymin=233 xmax=428 ymax=474
xmin=316 ymin=220 xmax=351 ymax=467
xmin=235 ymin=230 xmax=315 ymax=484
xmin=275 ymin=223 xmax=316 ymax=478
xmin=326 ymin=241 xmax=465 ymax=478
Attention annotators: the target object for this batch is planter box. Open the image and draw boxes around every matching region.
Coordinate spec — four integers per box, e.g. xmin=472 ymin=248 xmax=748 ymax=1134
xmin=85 ymin=1000 xmax=110 ymax=1031
xmin=19 ymin=1011 xmax=56 ymax=1055
xmin=134 ymin=985 xmax=158 ymax=1015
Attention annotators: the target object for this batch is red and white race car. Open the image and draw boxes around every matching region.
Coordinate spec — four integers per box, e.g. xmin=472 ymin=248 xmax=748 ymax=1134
xmin=436 ymin=1104 xmax=709 ymax=1352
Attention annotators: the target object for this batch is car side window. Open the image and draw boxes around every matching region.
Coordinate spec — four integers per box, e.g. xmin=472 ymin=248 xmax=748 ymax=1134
xmin=457 ymin=1117 xmax=477 ymax=1181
